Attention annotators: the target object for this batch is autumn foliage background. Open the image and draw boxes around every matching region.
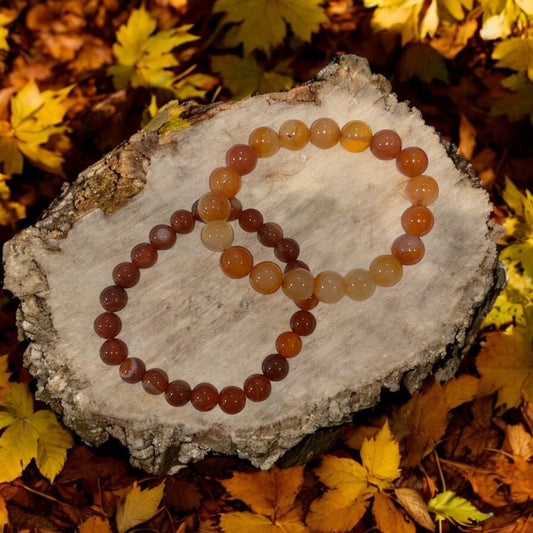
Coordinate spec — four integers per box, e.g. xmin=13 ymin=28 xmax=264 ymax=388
xmin=0 ymin=0 xmax=532 ymax=531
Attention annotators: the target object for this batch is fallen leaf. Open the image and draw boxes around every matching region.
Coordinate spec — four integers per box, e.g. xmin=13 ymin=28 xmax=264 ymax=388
xmin=504 ymin=422 xmax=533 ymax=460
xmin=427 ymin=490 xmax=493 ymax=526
xmin=396 ymin=43 xmax=449 ymax=84
xmin=0 ymin=493 xmax=8 ymax=530
xmin=395 ymin=488 xmax=435 ymax=531
xmin=492 ymin=28 xmax=533 ymax=80
xmin=372 ymin=491 xmax=416 ymax=533
xmin=314 ymin=456 xmax=368 ymax=500
xmin=78 ymin=516 xmax=113 ymax=533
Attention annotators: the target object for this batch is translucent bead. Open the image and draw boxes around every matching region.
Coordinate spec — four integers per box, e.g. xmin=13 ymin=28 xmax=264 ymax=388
xmin=314 ymin=271 xmax=345 ymax=303
xmin=100 ymin=285 xmax=128 ymax=312
xmin=391 ymin=234 xmax=425 ymax=265
xmin=228 ymin=197 xmax=243 ymax=221
xmin=239 ymin=208 xmax=264 ymax=232
xmin=112 ymin=262 xmax=140 ymax=288
xmin=197 ymin=192 xmax=231 ymax=222
xmin=344 ymin=268 xmax=376 ymax=301
xmin=149 ymin=224 xmax=176 ymax=250
xmin=309 ymin=118 xmax=340 ymax=149
xmin=340 ymin=120 xmax=372 ymax=153
xmin=191 ymin=382 xmax=218 ymax=411
xmin=279 ymin=119 xmax=310 ymax=150
xmin=276 ymin=331 xmax=302 ymax=358
xmin=218 ymin=386 xmax=246 ymax=414
xmin=396 ymin=147 xmax=428 ymax=177
xmin=282 ymin=268 xmax=315 ymax=301
xmin=405 ymin=175 xmax=439 ymax=206
xmin=170 ymin=209 xmax=195 ymax=234
xmin=191 ymin=199 xmax=202 ymax=222
xmin=201 ymin=220 xmax=234 ymax=252
xmin=131 ymin=243 xmax=158 ymax=269
xmin=100 ymin=338 xmax=128 ymax=365
xmin=257 ymin=222 xmax=283 ymax=247
xmin=370 ymin=129 xmax=402 ymax=160
xmin=262 ymin=353 xmax=289 ymax=381
xmin=94 ymin=312 xmax=121 ymax=338
xmin=369 ymin=255 xmax=403 ymax=287
xmin=249 ymin=127 xmax=280 ymax=158
xmin=220 ymin=246 xmax=254 ymax=279
xmin=142 ymin=368 xmax=169 ymax=395
xmin=226 ymin=144 xmax=257 ymax=175
xmin=401 ymin=205 xmax=434 ymax=236
xmin=290 ymin=310 xmax=316 ymax=336
xmin=249 ymin=262 xmax=283 ymax=294
xmin=284 ymin=260 xmax=310 ymax=274
xmin=209 ymin=167 xmax=242 ymax=198
xmin=275 ymin=238 xmax=300 ymax=263
xmin=244 ymin=374 xmax=271 ymax=402
xmin=119 ymin=357 xmax=146 ymax=383
xmin=165 ymin=379 xmax=191 ymax=407
xmin=296 ymin=293 xmax=319 ymax=311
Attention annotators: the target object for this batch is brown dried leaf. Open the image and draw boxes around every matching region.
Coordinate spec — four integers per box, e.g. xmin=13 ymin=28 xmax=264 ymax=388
xmin=372 ymin=491 xmax=416 ymax=533
xmin=504 ymin=423 xmax=533 ymax=460
xmin=395 ymin=488 xmax=435 ymax=531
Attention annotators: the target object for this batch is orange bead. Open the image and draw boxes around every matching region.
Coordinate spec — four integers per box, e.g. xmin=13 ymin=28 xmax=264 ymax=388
xmin=344 ymin=268 xmax=376 ymax=301
xmin=391 ymin=234 xmax=425 ymax=265
xmin=369 ymin=255 xmax=403 ymax=287
xmin=197 ymin=192 xmax=231 ymax=222
xmin=405 ymin=175 xmax=439 ymax=206
xmin=314 ymin=271 xmax=345 ymax=303
xmin=220 ymin=246 xmax=253 ymax=279
xmin=249 ymin=262 xmax=283 ymax=294
xmin=401 ymin=205 xmax=434 ymax=236
xmin=309 ymin=118 xmax=340 ymax=149
xmin=396 ymin=147 xmax=428 ymax=177
xmin=279 ymin=119 xmax=310 ymax=150
xmin=226 ymin=144 xmax=257 ymax=175
xmin=209 ymin=167 xmax=242 ymax=198
xmin=340 ymin=120 xmax=372 ymax=152
xmin=201 ymin=220 xmax=234 ymax=251
xmin=282 ymin=268 xmax=315 ymax=301
xmin=249 ymin=126 xmax=280 ymax=157
xmin=370 ymin=129 xmax=402 ymax=160
xmin=276 ymin=331 xmax=302 ymax=358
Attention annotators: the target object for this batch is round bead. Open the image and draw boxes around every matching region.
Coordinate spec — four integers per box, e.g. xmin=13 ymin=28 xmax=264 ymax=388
xmin=201 ymin=220 xmax=234 ymax=252
xmin=262 ymin=354 xmax=289 ymax=381
xmin=284 ymin=260 xmax=310 ymax=274
xmin=279 ymin=119 xmax=310 ymax=150
xmin=257 ymin=222 xmax=283 ymax=247
xmin=170 ymin=209 xmax=195 ymax=234
xmin=309 ymin=118 xmax=340 ymax=149
xmin=100 ymin=338 xmax=128 ymax=365
xmin=282 ymin=268 xmax=315 ymax=301
xmin=295 ymin=293 xmax=319 ymax=311
xmin=191 ymin=382 xmax=219 ymax=411
xmin=314 ymin=271 xmax=345 ymax=304
xmin=226 ymin=144 xmax=257 ymax=175
xmin=340 ymin=120 xmax=372 ymax=152
xmin=239 ymin=208 xmax=264 ymax=232
xmin=131 ymin=243 xmax=158 ymax=269
xmin=344 ymin=269 xmax=376 ymax=301
xmin=244 ymin=374 xmax=272 ymax=402
xmin=165 ymin=380 xmax=191 ymax=407
xmin=369 ymin=255 xmax=403 ymax=287
xmin=290 ymin=310 xmax=316 ymax=336
xmin=119 ymin=357 xmax=146 ymax=383
xmin=197 ymin=192 xmax=232 ymax=222
xmin=100 ymin=285 xmax=128 ymax=312
xmin=405 ymin=175 xmax=439 ymax=206
xmin=249 ymin=127 xmax=280 ymax=158
xmin=370 ymin=130 xmax=402 ymax=160
xmin=401 ymin=205 xmax=434 ymax=236
xmin=218 ymin=386 xmax=246 ymax=414
xmin=396 ymin=147 xmax=428 ymax=177
xmin=276 ymin=331 xmax=302 ymax=358
xmin=391 ymin=234 xmax=425 ymax=265
xmin=249 ymin=262 xmax=283 ymax=295
xmin=275 ymin=238 xmax=300 ymax=263
xmin=220 ymin=246 xmax=254 ymax=279
xmin=149 ymin=224 xmax=176 ymax=250
xmin=112 ymin=262 xmax=140 ymax=288
xmin=209 ymin=167 xmax=242 ymax=198
xmin=94 ymin=312 xmax=121 ymax=338
xmin=142 ymin=368 xmax=169 ymax=395
xmin=228 ymin=197 xmax=243 ymax=221
xmin=191 ymin=199 xmax=202 ymax=222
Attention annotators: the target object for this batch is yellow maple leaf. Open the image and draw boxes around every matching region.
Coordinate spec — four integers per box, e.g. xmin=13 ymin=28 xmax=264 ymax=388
xmin=492 ymin=28 xmax=533 ymax=81
xmin=314 ymin=455 xmax=368 ymax=500
xmin=0 ymin=11 xmax=13 ymax=51
xmin=480 ymin=0 xmax=532 ymax=40
xmin=107 ymin=6 xmax=199 ymax=91
xmin=78 ymin=516 xmax=113 ymax=533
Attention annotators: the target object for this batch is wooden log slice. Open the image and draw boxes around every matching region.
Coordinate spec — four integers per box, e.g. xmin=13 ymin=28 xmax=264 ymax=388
xmin=3 ymin=55 xmax=504 ymax=473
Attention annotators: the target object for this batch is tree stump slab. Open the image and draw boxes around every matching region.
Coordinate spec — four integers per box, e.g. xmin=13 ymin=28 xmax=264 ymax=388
xmin=3 ymin=55 xmax=503 ymax=473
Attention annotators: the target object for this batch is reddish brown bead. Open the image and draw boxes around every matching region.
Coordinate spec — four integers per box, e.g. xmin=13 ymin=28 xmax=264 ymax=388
xmin=244 ymin=374 xmax=272 ymax=402
xmin=296 ymin=293 xmax=319 ymax=311
xmin=131 ymin=243 xmax=158 ymax=269
xmin=401 ymin=205 xmax=434 ymax=236
xmin=191 ymin=382 xmax=219 ymax=411
xmin=391 ymin=234 xmax=425 ymax=265
xmin=370 ymin=129 xmax=402 ymax=160
xmin=239 ymin=208 xmax=264 ymax=232
xmin=275 ymin=238 xmax=300 ymax=263
xmin=112 ymin=262 xmax=140 ymax=288
xmin=149 ymin=224 xmax=176 ymax=250
xmin=100 ymin=338 xmax=128 ymax=365
xmin=276 ymin=331 xmax=302 ymax=358
xmin=170 ymin=209 xmax=195 ymax=234
xmin=396 ymin=147 xmax=428 ymax=177
xmin=290 ymin=310 xmax=316 ymax=336
xmin=257 ymin=222 xmax=283 ymax=247
xmin=218 ymin=386 xmax=246 ymax=414
xmin=191 ymin=200 xmax=203 ymax=222
xmin=94 ymin=312 xmax=121 ymax=338
xmin=284 ymin=260 xmax=310 ymax=274
xmin=226 ymin=144 xmax=257 ymax=175
xmin=119 ymin=357 xmax=146 ymax=383
xmin=142 ymin=368 xmax=169 ymax=395
xmin=262 ymin=354 xmax=289 ymax=381
xmin=100 ymin=285 xmax=128 ymax=312
xmin=165 ymin=380 xmax=191 ymax=406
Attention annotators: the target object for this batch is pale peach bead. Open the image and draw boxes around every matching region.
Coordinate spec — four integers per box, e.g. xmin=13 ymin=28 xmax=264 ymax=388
xmin=201 ymin=220 xmax=234 ymax=252
xmin=278 ymin=119 xmax=310 ymax=150
xmin=344 ymin=268 xmax=376 ymax=301
xmin=250 ymin=262 xmax=283 ymax=294
xmin=369 ymin=255 xmax=403 ymax=287
xmin=314 ymin=271 xmax=345 ymax=303
xmin=309 ymin=118 xmax=340 ymax=149
xmin=340 ymin=120 xmax=372 ymax=152
xmin=282 ymin=268 xmax=315 ymax=301
xmin=197 ymin=192 xmax=231 ymax=222
xmin=209 ymin=167 xmax=242 ymax=198
xmin=249 ymin=127 xmax=280 ymax=157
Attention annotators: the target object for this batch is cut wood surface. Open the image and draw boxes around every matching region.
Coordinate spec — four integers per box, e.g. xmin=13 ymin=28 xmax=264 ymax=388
xmin=3 ymin=55 xmax=503 ymax=473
